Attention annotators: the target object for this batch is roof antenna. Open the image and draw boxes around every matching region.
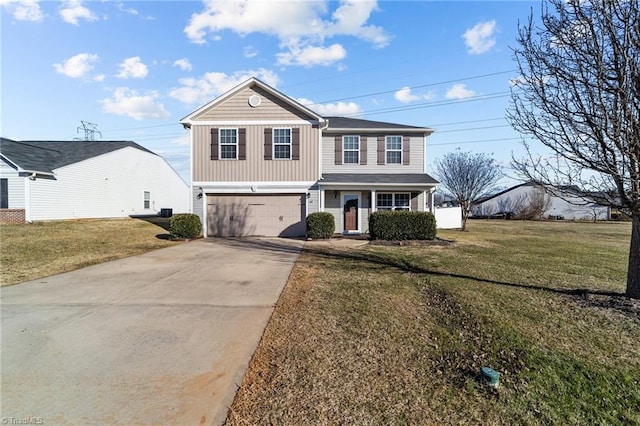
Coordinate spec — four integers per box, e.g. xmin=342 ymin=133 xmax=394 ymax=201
xmin=74 ymin=121 xmax=102 ymax=141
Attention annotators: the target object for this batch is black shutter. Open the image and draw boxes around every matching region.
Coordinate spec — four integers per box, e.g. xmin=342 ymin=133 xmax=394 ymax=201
xmin=403 ymin=135 xmax=410 ymax=165
xmin=377 ymin=136 xmax=385 ymax=165
xmin=264 ymin=128 xmax=272 ymax=160
xmin=0 ymin=178 xmax=8 ymax=209
xmin=292 ymin=128 xmax=300 ymax=160
xmin=210 ymin=128 xmax=219 ymax=160
xmin=334 ymin=135 xmax=342 ymax=165
xmin=360 ymin=136 xmax=367 ymax=165
xmin=238 ymin=128 xmax=246 ymax=160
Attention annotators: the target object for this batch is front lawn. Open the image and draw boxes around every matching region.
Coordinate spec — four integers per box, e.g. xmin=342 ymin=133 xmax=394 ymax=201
xmin=0 ymin=218 xmax=179 ymax=286
xmin=227 ymin=220 xmax=640 ymax=425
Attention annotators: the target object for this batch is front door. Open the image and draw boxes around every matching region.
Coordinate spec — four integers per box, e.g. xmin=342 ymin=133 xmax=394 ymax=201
xmin=342 ymin=193 xmax=359 ymax=232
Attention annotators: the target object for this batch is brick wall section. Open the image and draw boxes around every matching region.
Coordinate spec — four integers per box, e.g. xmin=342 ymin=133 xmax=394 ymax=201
xmin=0 ymin=209 xmax=25 ymax=224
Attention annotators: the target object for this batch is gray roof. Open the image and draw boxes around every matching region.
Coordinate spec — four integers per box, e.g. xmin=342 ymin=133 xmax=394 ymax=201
xmin=321 ymin=173 xmax=438 ymax=185
xmin=0 ymin=138 xmax=155 ymax=174
xmin=325 ymin=116 xmax=432 ymax=132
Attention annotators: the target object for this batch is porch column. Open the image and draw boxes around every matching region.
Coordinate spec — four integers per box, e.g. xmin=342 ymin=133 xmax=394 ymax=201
xmin=371 ymin=189 xmax=376 ymax=212
xmin=319 ymin=188 xmax=325 ymax=211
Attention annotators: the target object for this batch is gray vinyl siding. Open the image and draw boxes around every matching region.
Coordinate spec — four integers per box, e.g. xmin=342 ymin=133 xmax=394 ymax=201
xmin=0 ymin=159 xmax=25 ymax=209
xmin=192 ymin=124 xmax=318 ymax=182
xmin=322 ymin=134 xmax=425 ymax=173
xmin=193 ymin=185 xmax=204 ymax=227
xmin=194 ymin=86 xmax=315 ymax=121
xmin=307 ymin=183 xmax=320 ymax=214
xmin=325 ymin=191 xmax=341 ymax=233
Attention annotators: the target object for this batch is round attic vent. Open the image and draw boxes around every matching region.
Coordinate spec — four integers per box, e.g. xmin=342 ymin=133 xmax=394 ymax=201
xmin=248 ymin=94 xmax=262 ymax=107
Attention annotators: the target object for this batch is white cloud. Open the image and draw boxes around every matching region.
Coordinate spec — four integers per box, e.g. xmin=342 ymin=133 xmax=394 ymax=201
xmin=173 ymin=58 xmax=193 ymax=71
xmin=117 ymin=57 xmax=148 ymax=79
xmin=277 ymin=43 xmax=346 ymax=67
xmin=53 ymin=53 xmax=99 ymax=78
xmin=243 ymin=45 xmax=258 ymax=58
xmin=168 ymin=68 xmax=280 ymax=105
xmin=184 ymin=0 xmax=389 ymax=67
xmin=394 ymin=86 xmax=420 ymax=103
xmin=445 ymin=83 xmax=476 ymax=99
xmin=59 ymin=0 xmax=97 ymax=26
xmin=101 ymin=87 xmax=170 ymax=120
xmin=297 ymin=97 xmax=362 ymax=116
xmin=463 ymin=20 xmax=496 ymax=54
xmin=0 ymin=0 xmax=44 ymax=22
xmin=94 ymin=74 xmax=105 ymax=82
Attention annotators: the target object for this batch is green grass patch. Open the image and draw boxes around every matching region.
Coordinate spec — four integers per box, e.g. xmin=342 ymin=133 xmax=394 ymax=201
xmin=0 ymin=218 xmax=179 ymax=286
xmin=227 ymin=220 xmax=640 ymax=425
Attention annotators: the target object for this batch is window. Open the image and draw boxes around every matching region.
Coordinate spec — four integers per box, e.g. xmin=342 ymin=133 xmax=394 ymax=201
xmin=343 ymin=136 xmax=360 ymax=164
xmin=376 ymin=193 xmax=411 ymax=211
xmin=220 ymin=128 xmax=237 ymax=159
xmin=273 ymin=128 xmax=291 ymax=159
xmin=0 ymin=178 xmax=8 ymax=209
xmin=386 ymin=136 xmax=402 ymax=164
xmin=144 ymin=191 xmax=150 ymax=209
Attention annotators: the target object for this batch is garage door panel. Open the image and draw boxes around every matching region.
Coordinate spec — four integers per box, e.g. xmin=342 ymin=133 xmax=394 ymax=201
xmin=207 ymin=194 xmax=305 ymax=237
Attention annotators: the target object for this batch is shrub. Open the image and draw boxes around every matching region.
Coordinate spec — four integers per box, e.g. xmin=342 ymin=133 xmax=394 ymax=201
xmin=369 ymin=211 xmax=436 ymax=240
xmin=169 ymin=213 xmax=202 ymax=239
xmin=306 ymin=212 xmax=335 ymax=239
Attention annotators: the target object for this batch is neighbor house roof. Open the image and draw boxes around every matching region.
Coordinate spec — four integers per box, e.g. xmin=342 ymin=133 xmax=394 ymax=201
xmin=325 ymin=116 xmax=434 ymax=134
xmin=0 ymin=138 xmax=154 ymax=175
xmin=321 ymin=173 xmax=438 ymax=186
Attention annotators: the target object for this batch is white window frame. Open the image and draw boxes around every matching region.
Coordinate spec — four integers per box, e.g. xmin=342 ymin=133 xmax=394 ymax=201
xmin=376 ymin=192 xmax=411 ymax=211
xmin=219 ymin=128 xmax=238 ymax=160
xmin=273 ymin=128 xmax=292 ymax=160
xmin=386 ymin=135 xmax=402 ymax=164
xmin=143 ymin=191 xmax=151 ymax=209
xmin=343 ymin=135 xmax=360 ymax=164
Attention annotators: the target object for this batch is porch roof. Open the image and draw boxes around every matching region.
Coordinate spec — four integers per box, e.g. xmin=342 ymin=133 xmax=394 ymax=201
xmin=320 ymin=173 xmax=438 ymax=186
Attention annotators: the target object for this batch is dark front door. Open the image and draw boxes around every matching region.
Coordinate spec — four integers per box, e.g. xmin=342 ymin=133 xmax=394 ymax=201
xmin=343 ymin=194 xmax=359 ymax=232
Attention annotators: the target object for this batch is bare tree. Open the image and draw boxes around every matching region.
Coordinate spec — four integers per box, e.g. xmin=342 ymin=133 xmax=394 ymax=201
xmin=508 ymin=0 xmax=640 ymax=298
xmin=516 ymin=186 xmax=552 ymax=220
xmin=434 ymin=151 xmax=501 ymax=231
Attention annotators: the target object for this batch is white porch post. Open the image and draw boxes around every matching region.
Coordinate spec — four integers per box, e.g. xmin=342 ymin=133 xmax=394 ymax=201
xmin=319 ymin=188 xmax=325 ymax=211
xmin=371 ymin=189 xmax=376 ymax=212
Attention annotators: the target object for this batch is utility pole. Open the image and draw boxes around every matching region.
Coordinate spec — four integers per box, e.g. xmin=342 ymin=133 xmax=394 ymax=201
xmin=74 ymin=121 xmax=102 ymax=141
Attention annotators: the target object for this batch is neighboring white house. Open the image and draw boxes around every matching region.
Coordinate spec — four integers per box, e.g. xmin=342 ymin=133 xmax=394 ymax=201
xmin=471 ymin=181 xmax=611 ymax=221
xmin=0 ymin=138 xmax=189 ymax=223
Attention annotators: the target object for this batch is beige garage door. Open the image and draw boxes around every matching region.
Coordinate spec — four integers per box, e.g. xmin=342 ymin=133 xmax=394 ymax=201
xmin=207 ymin=194 xmax=306 ymax=237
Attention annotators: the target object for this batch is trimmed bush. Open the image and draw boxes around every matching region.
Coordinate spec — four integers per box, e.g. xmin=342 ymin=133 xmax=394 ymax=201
xmin=169 ymin=213 xmax=202 ymax=239
xmin=369 ymin=211 xmax=436 ymax=240
xmin=306 ymin=212 xmax=335 ymax=239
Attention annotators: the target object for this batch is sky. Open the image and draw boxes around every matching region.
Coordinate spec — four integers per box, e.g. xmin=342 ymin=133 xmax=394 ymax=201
xmin=1 ymin=0 xmax=542 ymax=185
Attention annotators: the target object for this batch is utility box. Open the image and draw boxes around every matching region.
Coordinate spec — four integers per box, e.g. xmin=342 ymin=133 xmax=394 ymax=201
xmin=160 ymin=208 xmax=173 ymax=218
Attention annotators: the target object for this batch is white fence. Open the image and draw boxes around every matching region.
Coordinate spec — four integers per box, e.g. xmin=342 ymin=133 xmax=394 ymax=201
xmin=435 ymin=206 xmax=462 ymax=229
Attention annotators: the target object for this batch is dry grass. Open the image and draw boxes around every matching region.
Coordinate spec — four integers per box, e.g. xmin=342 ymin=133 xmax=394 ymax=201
xmin=227 ymin=220 xmax=640 ymax=425
xmin=0 ymin=218 xmax=179 ymax=286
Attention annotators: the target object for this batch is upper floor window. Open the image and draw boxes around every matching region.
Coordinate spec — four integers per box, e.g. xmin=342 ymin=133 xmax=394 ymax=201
xmin=343 ymin=136 xmax=360 ymax=164
xmin=377 ymin=193 xmax=410 ymax=211
xmin=220 ymin=128 xmax=238 ymax=159
xmin=386 ymin=136 xmax=402 ymax=164
xmin=273 ymin=128 xmax=291 ymax=159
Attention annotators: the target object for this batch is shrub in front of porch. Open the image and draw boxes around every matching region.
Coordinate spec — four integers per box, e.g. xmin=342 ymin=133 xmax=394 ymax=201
xmin=369 ymin=211 xmax=436 ymax=240
xmin=306 ymin=212 xmax=335 ymax=239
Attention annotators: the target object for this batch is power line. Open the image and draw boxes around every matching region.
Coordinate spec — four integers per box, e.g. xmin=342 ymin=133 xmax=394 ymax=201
xmin=435 ymin=124 xmax=512 ymax=134
xmin=429 ymin=137 xmax=521 ymax=146
xmin=430 ymin=117 xmax=506 ymax=127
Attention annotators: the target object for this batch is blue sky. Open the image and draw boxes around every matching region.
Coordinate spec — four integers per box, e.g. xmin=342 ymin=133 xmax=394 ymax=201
xmin=1 ymin=0 xmax=540 ymax=184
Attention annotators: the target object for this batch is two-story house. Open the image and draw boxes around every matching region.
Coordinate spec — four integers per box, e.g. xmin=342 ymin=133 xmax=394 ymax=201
xmin=180 ymin=78 xmax=438 ymax=237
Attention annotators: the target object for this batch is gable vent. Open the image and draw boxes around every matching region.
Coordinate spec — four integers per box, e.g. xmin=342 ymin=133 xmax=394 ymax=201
xmin=248 ymin=95 xmax=261 ymax=107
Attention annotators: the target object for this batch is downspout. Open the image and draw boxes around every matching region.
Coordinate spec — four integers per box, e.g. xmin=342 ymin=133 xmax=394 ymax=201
xmin=318 ymin=118 xmax=329 ymax=211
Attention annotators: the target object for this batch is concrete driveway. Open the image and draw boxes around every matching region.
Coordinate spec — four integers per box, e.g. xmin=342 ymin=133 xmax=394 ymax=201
xmin=1 ymin=237 xmax=304 ymax=425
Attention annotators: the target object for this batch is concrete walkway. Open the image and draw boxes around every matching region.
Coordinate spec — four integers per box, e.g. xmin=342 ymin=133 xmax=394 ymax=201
xmin=1 ymin=238 xmax=304 ymax=425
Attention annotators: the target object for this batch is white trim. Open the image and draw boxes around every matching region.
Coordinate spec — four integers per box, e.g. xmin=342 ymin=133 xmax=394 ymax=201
xmin=371 ymin=189 xmax=377 ymax=213
xmin=183 ymin=119 xmax=319 ymax=126
xmin=189 ymin=128 xmax=194 ymax=213
xmin=195 ymin=181 xmax=315 ymax=194
xmin=194 ymin=180 xmax=314 ymax=188
xmin=272 ymin=127 xmax=292 ymax=160
xmin=202 ymin=193 xmax=208 ymax=237
xmin=319 ymin=188 xmax=325 ymax=211
xmin=219 ymin=128 xmax=239 ymax=160
xmin=341 ymin=192 xmax=361 ymax=233
xmin=319 ymin=182 xmax=436 ymax=189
